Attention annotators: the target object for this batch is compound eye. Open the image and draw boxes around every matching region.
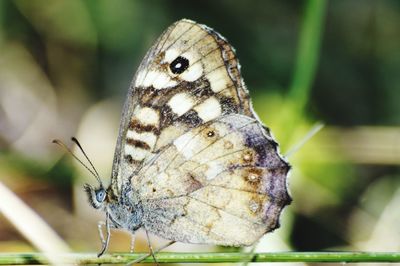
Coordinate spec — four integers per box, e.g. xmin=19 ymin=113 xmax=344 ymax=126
xmin=169 ymin=56 xmax=189 ymax=74
xmin=95 ymin=188 xmax=106 ymax=203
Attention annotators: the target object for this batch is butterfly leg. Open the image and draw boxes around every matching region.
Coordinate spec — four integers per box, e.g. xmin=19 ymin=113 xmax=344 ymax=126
xmin=125 ymin=239 xmax=176 ymax=266
xmin=241 ymin=240 xmax=259 ymax=266
xmin=97 ymin=212 xmax=111 ymax=257
xmin=97 ymin=221 xmax=106 ymax=246
xmin=145 ymin=230 xmax=159 ymax=265
xmin=130 ymin=234 xmax=135 ymax=253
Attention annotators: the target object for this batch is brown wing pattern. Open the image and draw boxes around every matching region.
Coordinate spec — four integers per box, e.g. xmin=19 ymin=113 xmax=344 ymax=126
xmin=137 ymin=114 xmax=290 ymax=246
xmin=111 ymin=19 xmax=259 ymax=196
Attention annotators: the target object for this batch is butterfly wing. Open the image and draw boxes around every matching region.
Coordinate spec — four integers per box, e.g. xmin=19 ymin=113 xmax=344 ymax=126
xmin=110 ymin=19 xmax=259 ymax=195
xmin=137 ymin=114 xmax=290 ymax=245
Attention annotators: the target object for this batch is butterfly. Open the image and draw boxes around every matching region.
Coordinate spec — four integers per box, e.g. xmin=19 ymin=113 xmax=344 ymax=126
xmin=84 ymin=18 xmax=291 ymax=256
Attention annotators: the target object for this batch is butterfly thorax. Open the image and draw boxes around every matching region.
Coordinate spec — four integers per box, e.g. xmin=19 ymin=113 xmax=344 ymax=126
xmin=105 ymin=184 xmax=143 ymax=232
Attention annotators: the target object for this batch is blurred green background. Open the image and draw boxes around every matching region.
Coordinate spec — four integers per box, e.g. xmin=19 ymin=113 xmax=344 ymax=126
xmin=0 ymin=0 xmax=399 ymax=263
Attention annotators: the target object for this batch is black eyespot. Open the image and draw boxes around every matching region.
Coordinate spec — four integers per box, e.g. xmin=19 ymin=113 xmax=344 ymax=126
xmin=207 ymin=130 xmax=215 ymax=137
xmin=95 ymin=188 xmax=106 ymax=203
xmin=170 ymin=56 xmax=189 ymax=74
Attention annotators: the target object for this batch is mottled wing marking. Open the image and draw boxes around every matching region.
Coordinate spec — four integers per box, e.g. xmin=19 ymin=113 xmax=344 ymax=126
xmin=142 ymin=197 xmax=268 ymax=246
xmin=136 ymin=114 xmax=290 ymax=245
xmin=167 ymin=92 xmax=196 ymax=116
xmin=194 ymin=96 xmax=222 ymax=122
xmin=111 ymin=19 xmax=259 ymax=195
xmin=124 ymin=105 xmax=160 ymax=164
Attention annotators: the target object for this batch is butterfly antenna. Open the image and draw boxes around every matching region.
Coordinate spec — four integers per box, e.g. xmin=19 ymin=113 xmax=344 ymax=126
xmin=70 ymin=137 xmax=104 ymax=187
xmin=284 ymin=122 xmax=324 ymax=158
xmin=52 ymin=139 xmax=103 ymax=187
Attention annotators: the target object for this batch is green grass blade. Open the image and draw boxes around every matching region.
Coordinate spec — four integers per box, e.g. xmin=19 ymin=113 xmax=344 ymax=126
xmin=289 ymin=0 xmax=327 ymax=109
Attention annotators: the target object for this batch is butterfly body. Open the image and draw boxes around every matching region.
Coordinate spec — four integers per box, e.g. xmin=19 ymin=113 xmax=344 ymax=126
xmin=85 ymin=19 xmax=291 ymax=248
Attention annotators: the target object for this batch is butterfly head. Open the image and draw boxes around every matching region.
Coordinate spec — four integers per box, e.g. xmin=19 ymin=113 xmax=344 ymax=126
xmin=84 ymin=183 xmax=108 ymax=209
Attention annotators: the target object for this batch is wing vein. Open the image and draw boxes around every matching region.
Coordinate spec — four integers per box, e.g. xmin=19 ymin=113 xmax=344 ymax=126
xmin=186 ymin=195 xmax=264 ymax=225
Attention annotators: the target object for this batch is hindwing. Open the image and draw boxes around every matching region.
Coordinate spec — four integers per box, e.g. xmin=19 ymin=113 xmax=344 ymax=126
xmin=136 ymin=114 xmax=290 ymax=245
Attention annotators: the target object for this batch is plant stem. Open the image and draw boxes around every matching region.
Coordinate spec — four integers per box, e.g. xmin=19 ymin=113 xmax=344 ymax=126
xmin=289 ymin=0 xmax=327 ymax=110
xmin=1 ymin=252 xmax=400 ymax=264
xmin=277 ymin=0 xmax=327 ymax=148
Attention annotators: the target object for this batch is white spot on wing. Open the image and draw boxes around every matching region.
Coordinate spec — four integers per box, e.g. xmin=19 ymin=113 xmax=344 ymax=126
xmin=249 ymin=200 xmax=260 ymax=213
xmin=168 ymin=92 xmax=195 ymax=116
xmin=194 ymin=97 xmax=221 ymax=122
xmin=142 ymin=71 xmax=159 ymax=87
xmin=134 ymin=106 xmax=159 ymax=125
xmin=208 ymin=68 xmax=228 ymax=92
xmin=124 ymin=145 xmax=149 ymax=161
xmin=164 ymin=49 xmax=180 ymax=63
xmin=153 ymin=72 xmax=177 ymax=90
xmin=126 ymin=130 xmax=157 ymax=149
xmin=248 ymin=173 xmax=259 ymax=182
xmin=141 ymin=70 xmax=177 ymax=89
xmin=180 ymin=62 xmax=203 ymax=82
xmin=135 ymin=70 xmax=146 ymax=87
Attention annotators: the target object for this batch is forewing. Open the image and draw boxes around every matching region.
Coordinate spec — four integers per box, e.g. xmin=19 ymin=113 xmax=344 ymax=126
xmin=138 ymin=114 xmax=291 ymax=246
xmin=111 ymin=19 xmax=257 ymax=195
